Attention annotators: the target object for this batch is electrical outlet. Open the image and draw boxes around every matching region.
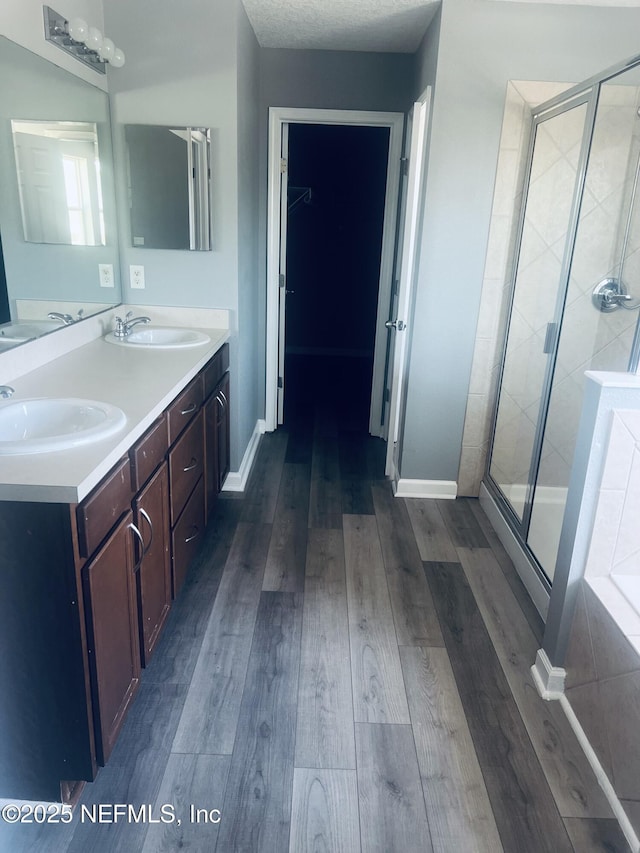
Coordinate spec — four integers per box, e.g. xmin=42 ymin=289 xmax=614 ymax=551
xmin=98 ymin=263 xmax=114 ymax=288
xmin=130 ymin=264 xmax=145 ymax=290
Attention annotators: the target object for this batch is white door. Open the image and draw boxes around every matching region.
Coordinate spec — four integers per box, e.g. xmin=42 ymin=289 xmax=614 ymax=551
xmin=277 ymin=123 xmax=289 ymax=424
xmin=384 ymin=89 xmax=431 ymax=482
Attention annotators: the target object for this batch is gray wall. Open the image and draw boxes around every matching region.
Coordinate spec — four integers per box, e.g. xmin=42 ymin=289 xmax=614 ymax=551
xmin=104 ymin=0 xmax=253 ymax=471
xmin=236 ymin=1 xmax=263 ymax=455
xmin=401 ymin=0 xmax=640 ymax=484
xmin=104 ymin=0 xmax=239 ymax=312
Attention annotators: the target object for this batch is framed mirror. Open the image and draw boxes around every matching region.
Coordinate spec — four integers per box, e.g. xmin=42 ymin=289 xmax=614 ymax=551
xmin=125 ymin=125 xmax=212 ymax=251
xmin=0 ymin=35 xmax=121 ymax=351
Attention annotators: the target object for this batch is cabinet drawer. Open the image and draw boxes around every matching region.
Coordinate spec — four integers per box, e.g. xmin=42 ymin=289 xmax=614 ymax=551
xmin=130 ymin=415 xmax=168 ymax=492
xmin=171 ymin=476 xmax=205 ymax=598
xmin=203 ymin=343 xmax=229 ymax=399
xmin=77 ymin=457 xmax=133 ymax=559
xmin=167 ymin=374 xmax=203 ymax=444
xmin=168 ymin=410 xmax=204 ymax=525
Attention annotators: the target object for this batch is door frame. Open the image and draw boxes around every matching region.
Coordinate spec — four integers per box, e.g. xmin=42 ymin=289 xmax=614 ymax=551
xmin=265 ymin=106 xmax=404 ymax=433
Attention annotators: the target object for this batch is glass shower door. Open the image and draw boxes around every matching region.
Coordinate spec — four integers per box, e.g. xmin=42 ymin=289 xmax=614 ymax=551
xmin=489 ymin=98 xmax=590 ymax=524
xmin=527 ymin=69 xmax=640 ymax=580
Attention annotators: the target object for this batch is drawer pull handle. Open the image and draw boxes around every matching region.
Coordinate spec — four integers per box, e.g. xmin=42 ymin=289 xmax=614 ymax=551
xmin=180 ymin=402 xmax=197 ymax=416
xmin=129 ymin=522 xmax=145 ymax=572
xmin=183 ymin=458 xmax=199 ymax=472
xmin=219 ymin=389 xmax=228 ymax=410
xmin=139 ymin=507 xmax=154 ymax=553
xmin=185 ymin=526 xmax=200 ymax=544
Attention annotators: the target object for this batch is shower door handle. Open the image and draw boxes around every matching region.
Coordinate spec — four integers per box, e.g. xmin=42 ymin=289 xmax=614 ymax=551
xmin=543 ymin=322 xmax=558 ymax=354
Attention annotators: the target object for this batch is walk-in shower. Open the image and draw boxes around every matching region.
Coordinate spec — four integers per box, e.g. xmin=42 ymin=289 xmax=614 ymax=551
xmin=485 ymin=55 xmax=640 ymax=611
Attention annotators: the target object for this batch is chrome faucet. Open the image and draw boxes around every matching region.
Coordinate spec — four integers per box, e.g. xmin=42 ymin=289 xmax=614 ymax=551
xmin=113 ymin=311 xmax=151 ymax=338
xmin=48 ymin=312 xmax=75 ymax=326
xmin=0 ymin=385 xmax=14 ymax=399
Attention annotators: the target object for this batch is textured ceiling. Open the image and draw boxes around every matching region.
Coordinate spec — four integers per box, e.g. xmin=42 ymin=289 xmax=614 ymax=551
xmin=241 ymin=0 xmax=441 ymax=53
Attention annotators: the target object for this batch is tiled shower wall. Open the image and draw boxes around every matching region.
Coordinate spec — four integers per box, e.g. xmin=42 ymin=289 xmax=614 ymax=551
xmin=458 ymin=81 xmax=640 ymax=497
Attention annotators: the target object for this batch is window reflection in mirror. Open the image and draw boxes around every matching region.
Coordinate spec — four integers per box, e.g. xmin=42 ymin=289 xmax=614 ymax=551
xmin=125 ymin=125 xmax=212 ymax=251
xmin=11 ymin=120 xmax=106 ymax=247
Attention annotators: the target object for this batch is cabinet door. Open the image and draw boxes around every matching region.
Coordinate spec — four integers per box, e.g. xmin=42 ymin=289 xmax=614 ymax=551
xmin=216 ymin=373 xmax=230 ymax=491
xmin=134 ymin=463 xmax=171 ymax=667
xmin=204 ymin=392 xmax=219 ymax=521
xmin=82 ymin=511 xmax=141 ymax=765
xmin=204 ymin=373 xmax=230 ymax=519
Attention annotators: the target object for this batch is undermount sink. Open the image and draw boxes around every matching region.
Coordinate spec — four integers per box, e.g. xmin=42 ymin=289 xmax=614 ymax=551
xmin=104 ymin=327 xmax=211 ymax=349
xmin=0 ymin=398 xmax=127 ymax=455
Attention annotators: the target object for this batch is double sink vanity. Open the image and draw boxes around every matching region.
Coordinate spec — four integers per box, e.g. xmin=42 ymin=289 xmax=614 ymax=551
xmin=0 ymin=311 xmax=230 ymax=803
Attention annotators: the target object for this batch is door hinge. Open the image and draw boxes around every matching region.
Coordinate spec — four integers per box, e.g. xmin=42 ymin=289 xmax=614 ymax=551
xmin=400 ymin=157 xmax=409 ymax=176
xmin=280 ymin=158 xmax=288 ymax=174
xmin=279 ymin=273 xmax=286 ymax=288
xmin=278 ymin=376 xmax=283 ymax=389
xmin=384 ymin=387 xmax=390 ymax=403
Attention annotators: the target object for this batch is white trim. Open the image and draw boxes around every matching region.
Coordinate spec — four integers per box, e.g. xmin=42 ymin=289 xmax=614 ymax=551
xmin=385 ymin=87 xmax=431 ymax=478
xmin=479 ymin=482 xmax=550 ymax=620
xmin=530 ymin=649 xmax=566 ymax=700
xmin=266 ymin=106 xmax=404 ymax=434
xmin=559 ymin=693 xmax=640 ymax=852
xmin=222 ymin=419 xmax=266 ymax=492
xmin=394 ymin=478 xmax=457 ymax=499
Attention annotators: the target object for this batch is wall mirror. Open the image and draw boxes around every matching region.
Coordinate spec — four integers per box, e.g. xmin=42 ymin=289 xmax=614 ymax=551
xmin=0 ymin=35 xmax=121 ymax=352
xmin=125 ymin=125 xmax=212 ymax=251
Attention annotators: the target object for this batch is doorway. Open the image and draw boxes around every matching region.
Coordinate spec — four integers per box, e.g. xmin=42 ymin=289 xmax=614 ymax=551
xmin=283 ymin=123 xmax=390 ymax=430
xmin=266 ymin=107 xmax=405 ymax=438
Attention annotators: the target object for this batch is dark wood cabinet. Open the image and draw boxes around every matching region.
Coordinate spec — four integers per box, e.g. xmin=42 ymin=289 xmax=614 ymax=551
xmin=0 ymin=342 xmax=230 ymax=803
xmin=82 ymin=511 xmax=141 ymax=765
xmin=134 ymin=463 xmax=171 ymax=666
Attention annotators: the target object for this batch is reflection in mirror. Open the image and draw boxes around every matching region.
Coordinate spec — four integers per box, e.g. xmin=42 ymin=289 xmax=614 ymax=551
xmin=0 ymin=35 xmax=121 ymax=353
xmin=125 ymin=125 xmax=212 ymax=250
xmin=12 ymin=120 xmax=105 ymax=246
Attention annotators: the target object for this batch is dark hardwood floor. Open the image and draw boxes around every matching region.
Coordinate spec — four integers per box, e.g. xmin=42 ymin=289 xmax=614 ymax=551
xmin=0 ymin=378 xmax=631 ymax=852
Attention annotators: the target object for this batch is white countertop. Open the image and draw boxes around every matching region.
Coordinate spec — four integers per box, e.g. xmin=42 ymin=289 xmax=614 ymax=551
xmin=0 ymin=327 xmax=229 ymax=504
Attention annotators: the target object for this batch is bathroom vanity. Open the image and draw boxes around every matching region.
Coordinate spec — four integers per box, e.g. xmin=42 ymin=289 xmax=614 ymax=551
xmin=0 ymin=327 xmax=230 ymax=803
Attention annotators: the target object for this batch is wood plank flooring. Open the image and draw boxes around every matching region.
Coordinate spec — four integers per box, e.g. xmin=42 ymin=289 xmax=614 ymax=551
xmin=4 ymin=419 xmax=631 ymax=853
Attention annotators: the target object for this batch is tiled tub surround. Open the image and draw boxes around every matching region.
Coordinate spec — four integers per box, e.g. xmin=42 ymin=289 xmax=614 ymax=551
xmin=0 ymin=305 xmax=230 ymax=502
xmin=583 ymin=408 xmax=640 ymax=655
xmin=538 ymin=381 xmax=640 ymax=851
xmin=564 ymin=582 xmax=640 ymax=844
xmin=459 ymin=80 xmax=640 ymax=502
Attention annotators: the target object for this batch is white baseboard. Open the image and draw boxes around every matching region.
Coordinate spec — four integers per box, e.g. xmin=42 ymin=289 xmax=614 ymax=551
xmin=222 ymin=419 xmax=266 ymax=492
xmin=394 ymin=478 xmax=457 ymax=499
xmin=530 ymin=649 xmax=566 ymax=700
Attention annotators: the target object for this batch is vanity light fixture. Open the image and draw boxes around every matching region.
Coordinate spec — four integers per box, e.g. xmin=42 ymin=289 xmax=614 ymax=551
xmin=43 ymin=6 xmax=125 ymax=74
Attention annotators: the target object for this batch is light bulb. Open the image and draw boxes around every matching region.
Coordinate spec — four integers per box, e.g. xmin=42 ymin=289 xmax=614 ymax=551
xmin=68 ymin=17 xmax=88 ymax=43
xmin=85 ymin=26 xmax=103 ymax=52
xmin=110 ymin=48 xmax=125 ymax=68
xmin=98 ymin=37 xmax=114 ymax=62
